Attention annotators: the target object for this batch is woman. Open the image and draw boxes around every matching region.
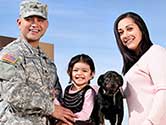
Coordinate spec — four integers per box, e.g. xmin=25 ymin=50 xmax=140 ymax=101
xmin=114 ymin=12 xmax=166 ymax=125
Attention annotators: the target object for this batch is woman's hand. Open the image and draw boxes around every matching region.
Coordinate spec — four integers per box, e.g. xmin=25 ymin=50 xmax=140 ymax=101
xmin=51 ymin=104 xmax=76 ymax=125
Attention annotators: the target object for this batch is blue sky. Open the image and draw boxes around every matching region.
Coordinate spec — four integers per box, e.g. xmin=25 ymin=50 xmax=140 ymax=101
xmin=1 ymin=0 xmax=166 ymax=124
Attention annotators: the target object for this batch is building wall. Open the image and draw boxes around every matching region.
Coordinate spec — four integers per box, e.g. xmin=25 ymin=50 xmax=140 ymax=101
xmin=0 ymin=35 xmax=54 ymax=60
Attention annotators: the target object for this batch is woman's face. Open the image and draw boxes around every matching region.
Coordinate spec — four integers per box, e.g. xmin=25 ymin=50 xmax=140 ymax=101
xmin=117 ymin=17 xmax=142 ymax=52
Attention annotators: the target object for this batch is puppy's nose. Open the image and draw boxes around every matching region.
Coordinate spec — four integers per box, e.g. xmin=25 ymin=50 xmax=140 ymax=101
xmin=106 ymin=84 xmax=112 ymax=89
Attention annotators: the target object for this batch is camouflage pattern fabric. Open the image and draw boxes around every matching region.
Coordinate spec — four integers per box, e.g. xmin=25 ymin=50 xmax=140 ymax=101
xmin=19 ymin=0 xmax=48 ymax=19
xmin=0 ymin=38 xmax=62 ymax=125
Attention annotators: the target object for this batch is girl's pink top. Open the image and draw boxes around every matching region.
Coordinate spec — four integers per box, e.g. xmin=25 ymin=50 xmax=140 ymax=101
xmin=124 ymin=45 xmax=166 ymax=125
xmin=54 ymin=86 xmax=96 ymax=121
xmin=69 ymin=88 xmax=95 ymax=121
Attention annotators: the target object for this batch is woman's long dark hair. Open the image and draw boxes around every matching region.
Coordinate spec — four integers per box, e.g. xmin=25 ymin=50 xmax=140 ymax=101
xmin=114 ymin=12 xmax=153 ymax=75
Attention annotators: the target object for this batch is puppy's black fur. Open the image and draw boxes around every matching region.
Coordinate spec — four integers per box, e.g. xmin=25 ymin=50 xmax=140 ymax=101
xmin=91 ymin=71 xmax=124 ymax=125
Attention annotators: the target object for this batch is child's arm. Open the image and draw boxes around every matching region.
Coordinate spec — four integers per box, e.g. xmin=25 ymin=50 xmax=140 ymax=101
xmin=75 ymin=89 xmax=95 ymax=121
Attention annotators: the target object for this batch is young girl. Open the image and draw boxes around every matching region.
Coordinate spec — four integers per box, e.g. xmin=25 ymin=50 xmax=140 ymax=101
xmin=56 ymin=54 xmax=96 ymax=125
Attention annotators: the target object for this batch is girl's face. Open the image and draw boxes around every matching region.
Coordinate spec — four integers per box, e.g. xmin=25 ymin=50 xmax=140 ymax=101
xmin=117 ymin=17 xmax=142 ymax=52
xmin=71 ymin=62 xmax=94 ymax=89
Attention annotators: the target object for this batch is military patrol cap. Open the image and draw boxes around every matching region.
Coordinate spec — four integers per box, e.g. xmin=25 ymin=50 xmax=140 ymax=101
xmin=19 ymin=0 xmax=48 ymax=19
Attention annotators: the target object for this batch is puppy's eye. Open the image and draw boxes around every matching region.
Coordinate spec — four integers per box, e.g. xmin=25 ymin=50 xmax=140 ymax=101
xmin=104 ymin=78 xmax=110 ymax=83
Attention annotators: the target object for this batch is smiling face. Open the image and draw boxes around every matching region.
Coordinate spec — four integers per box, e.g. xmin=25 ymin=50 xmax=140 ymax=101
xmin=117 ymin=17 xmax=142 ymax=52
xmin=71 ymin=62 xmax=94 ymax=90
xmin=17 ymin=16 xmax=48 ymax=46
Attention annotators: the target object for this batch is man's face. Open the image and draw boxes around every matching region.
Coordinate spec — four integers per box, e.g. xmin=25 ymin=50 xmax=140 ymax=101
xmin=17 ymin=16 xmax=48 ymax=43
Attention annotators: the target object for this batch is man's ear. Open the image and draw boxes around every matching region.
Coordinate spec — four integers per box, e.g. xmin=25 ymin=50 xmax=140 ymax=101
xmin=45 ymin=20 xmax=49 ymax=29
xmin=17 ymin=18 xmax=21 ymax=29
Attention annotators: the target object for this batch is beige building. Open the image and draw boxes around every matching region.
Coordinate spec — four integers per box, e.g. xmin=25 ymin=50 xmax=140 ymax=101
xmin=0 ymin=35 xmax=54 ymax=60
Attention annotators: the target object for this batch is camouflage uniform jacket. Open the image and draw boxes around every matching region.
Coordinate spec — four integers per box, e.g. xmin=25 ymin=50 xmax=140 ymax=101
xmin=0 ymin=38 xmax=62 ymax=125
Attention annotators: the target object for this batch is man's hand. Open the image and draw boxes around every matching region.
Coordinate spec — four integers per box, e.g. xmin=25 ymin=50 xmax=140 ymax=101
xmin=51 ymin=104 xmax=76 ymax=125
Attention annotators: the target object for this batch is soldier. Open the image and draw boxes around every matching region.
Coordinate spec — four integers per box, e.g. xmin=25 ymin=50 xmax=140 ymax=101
xmin=0 ymin=0 xmax=75 ymax=125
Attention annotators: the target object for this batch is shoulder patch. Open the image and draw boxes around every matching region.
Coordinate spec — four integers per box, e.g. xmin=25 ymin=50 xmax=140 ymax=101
xmin=2 ymin=53 xmax=18 ymax=64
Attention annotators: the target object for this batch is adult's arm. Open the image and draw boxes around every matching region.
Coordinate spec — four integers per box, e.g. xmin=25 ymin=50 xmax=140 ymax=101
xmin=0 ymin=61 xmax=54 ymax=115
xmin=146 ymin=45 xmax=166 ymax=124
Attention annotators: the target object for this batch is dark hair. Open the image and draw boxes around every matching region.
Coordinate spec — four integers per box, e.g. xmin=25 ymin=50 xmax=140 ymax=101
xmin=67 ymin=54 xmax=95 ymax=83
xmin=114 ymin=12 xmax=153 ymax=74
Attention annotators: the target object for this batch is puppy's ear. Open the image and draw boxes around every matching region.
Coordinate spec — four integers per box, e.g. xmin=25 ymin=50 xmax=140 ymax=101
xmin=97 ymin=74 xmax=104 ymax=86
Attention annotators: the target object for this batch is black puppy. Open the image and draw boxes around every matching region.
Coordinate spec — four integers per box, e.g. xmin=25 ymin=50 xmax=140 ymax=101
xmin=91 ymin=71 xmax=124 ymax=125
